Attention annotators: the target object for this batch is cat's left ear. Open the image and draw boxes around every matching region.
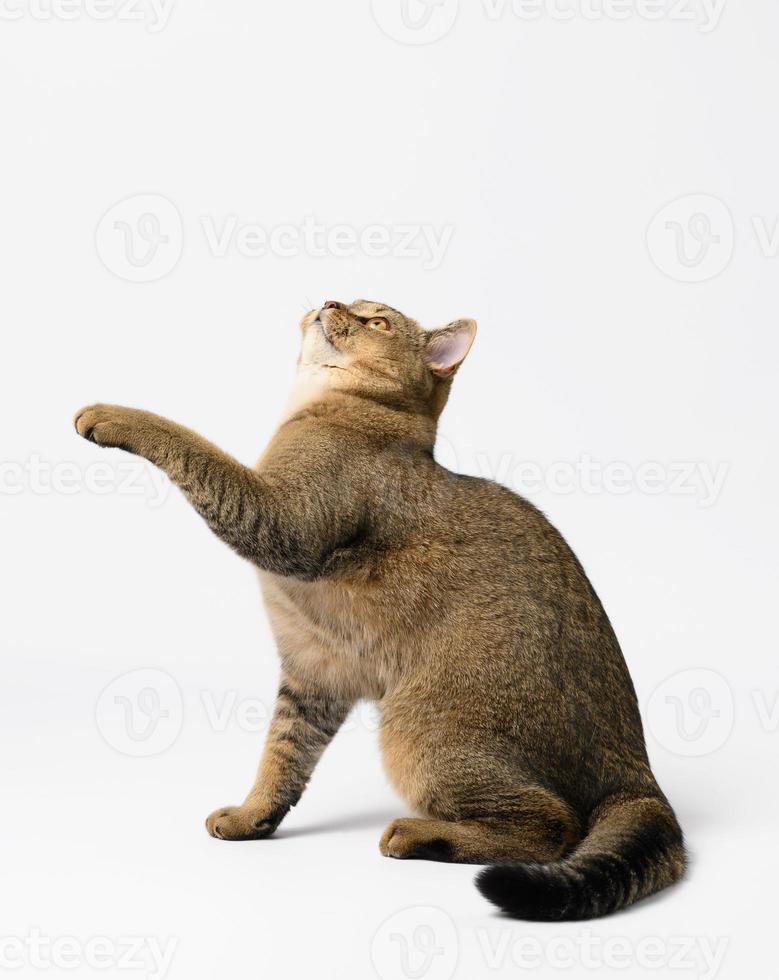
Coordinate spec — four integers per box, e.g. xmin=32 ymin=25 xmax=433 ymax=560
xmin=423 ymin=319 xmax=477 ymax=378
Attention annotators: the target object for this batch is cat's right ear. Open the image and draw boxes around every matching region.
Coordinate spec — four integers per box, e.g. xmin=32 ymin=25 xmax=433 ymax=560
xmin=423 ymin=319 xmax=477 ymax=378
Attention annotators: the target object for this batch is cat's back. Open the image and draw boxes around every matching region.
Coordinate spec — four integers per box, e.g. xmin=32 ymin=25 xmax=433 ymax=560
xmin=423 ymin=463 xmax=585 ymax=581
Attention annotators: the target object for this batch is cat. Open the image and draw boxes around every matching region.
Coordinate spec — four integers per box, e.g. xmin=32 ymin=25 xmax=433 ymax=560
xmin=74 ymin=298 xmax=685 ymax=920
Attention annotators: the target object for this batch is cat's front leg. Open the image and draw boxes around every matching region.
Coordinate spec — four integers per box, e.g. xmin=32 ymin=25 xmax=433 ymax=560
xmin=73 ymin=403 xmax=364 ymax=577
xmin=205 ymin=674 xmax=353 ymax=841
xmin=74 ymin=403 xmax=269 ymax=566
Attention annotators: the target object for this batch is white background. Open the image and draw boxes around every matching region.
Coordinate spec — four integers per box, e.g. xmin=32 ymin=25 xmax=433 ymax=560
xmin=1 ymin=1 xmax=777 ymax=978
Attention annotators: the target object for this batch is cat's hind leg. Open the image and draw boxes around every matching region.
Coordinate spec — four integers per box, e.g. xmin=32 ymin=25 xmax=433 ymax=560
xmin=379 ymin=711 xmax=582 ymax=864
xmin=379 ymin=796 xmax=580 ymax=865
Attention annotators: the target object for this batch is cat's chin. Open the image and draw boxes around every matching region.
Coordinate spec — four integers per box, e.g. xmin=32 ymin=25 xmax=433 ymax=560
xmin=300 ymin=321 xmax=340 ymax=366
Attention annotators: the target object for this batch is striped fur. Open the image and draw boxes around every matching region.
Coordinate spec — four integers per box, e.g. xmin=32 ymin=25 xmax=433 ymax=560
xmin=477 ymin=794 xmax=685 ymax=920
xmin=74 ymin=299 xmax=685 ymax=917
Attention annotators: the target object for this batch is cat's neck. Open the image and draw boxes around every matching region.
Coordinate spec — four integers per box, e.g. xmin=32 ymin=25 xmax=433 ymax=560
xmin=279 ymin=364 xmax=332 ymax=425
xmin=276 ymin=366 xmax=437 ymax=451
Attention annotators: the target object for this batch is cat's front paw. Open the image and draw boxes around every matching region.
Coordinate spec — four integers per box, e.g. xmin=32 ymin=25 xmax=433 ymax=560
xmin=205 ymin=805 xmax=279 ymax=841
xmin=74 ymin=403 xmax=140 ymax=450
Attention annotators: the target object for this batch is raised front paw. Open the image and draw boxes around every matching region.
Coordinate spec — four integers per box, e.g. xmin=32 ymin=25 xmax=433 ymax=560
xmin=73 ymin=403 xmax=141 ymax=450
xmin=205 ymin=805 xmax=279 ymax=842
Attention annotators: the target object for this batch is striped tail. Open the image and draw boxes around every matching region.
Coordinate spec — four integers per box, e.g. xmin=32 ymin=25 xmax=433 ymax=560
xmin=476 ymin=793 xmax=685 ymax=920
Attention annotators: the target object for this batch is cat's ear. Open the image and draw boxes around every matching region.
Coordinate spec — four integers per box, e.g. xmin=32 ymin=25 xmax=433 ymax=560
xmin=423 ymin=319 xmax=477 ymax=378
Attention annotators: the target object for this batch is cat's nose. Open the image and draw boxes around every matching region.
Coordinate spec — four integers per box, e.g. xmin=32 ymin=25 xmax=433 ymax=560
xmin=322 ymin=300 xmax=343 ymax=310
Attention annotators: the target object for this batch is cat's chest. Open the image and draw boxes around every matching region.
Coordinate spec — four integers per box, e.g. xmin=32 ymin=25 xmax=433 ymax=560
xmin=258 ymin=571 xmax=392 ymax=698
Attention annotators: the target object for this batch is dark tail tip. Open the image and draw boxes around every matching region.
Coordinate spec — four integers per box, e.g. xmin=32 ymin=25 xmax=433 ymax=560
xmin=476 ymin=796 xmax=686 ymax=921
xmin=476 ymin=863 xmax=582 ymax=921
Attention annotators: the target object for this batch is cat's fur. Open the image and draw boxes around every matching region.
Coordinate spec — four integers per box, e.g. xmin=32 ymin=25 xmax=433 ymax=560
xmin=74 ymin=298 xmax=685 ymax=920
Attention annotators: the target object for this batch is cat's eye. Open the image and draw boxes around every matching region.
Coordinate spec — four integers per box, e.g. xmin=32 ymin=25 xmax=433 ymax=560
xmin=367 ymin=317 xmax=391 ymax=332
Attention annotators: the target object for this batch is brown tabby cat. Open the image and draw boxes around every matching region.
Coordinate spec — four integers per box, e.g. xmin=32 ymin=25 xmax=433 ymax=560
xmin=74 ymin=298 xmax=685 ymax=920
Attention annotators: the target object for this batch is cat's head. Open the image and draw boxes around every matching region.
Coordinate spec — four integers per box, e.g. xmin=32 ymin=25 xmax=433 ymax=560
xmin=297 ymin=299 xmax=476 ymax=418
